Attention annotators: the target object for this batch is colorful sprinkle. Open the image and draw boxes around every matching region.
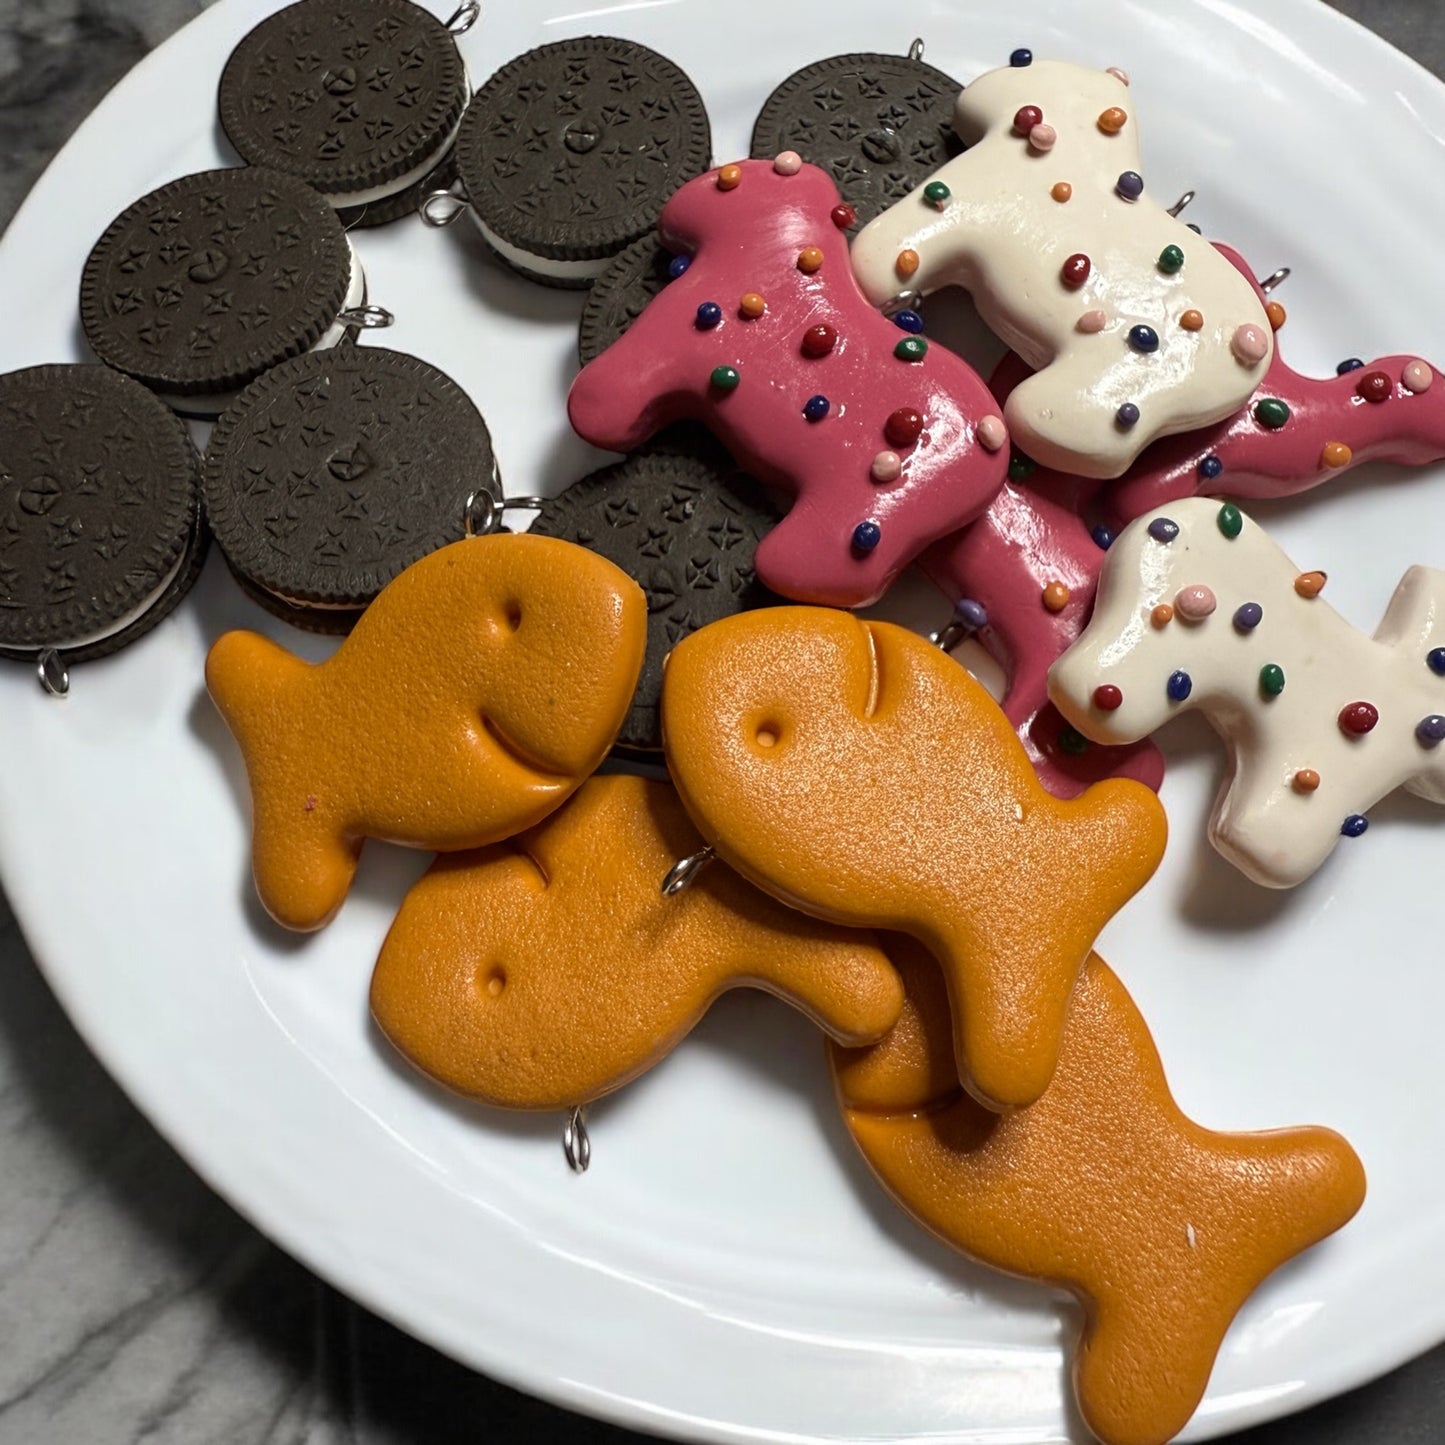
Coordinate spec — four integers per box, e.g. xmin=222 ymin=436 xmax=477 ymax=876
xmin=953 ymin=598 xmax=989 ymax=630
xmin=923 ymin=180 xmax=951 ymax=206
xmin=1357 ymin=370 xmax=1392 ymax=404
xmin=803 ymin=394 xmax=830 ymax=421
xmin=1128 ymin=324 xmax=1159 ymax=353
xmin=1233 ymin=602 xmax=1263 ymax=631
xmin=977 ymin=414 xmax=1007 ymax=451
xmin=894 ymin=336 xmax=928 ymax=362
xmin=1093 ymin=684 xmax=1123 ymax=710
xmin=696 ymin=301 xmax=723 ymax=329
xmin=1259 ymin=663 xmax=1286 ymax=697
xmin=1151 ymin=604 xmax=1174 ymax=628
xmin=717 ymin=164 xmax=742 ymax=190
xmin=896 ymin=248 xmax=920 ymax=279
xmin=1253 ymin=397 xmax=1291 ymax=429
xmin=1429 ymin=647 xmax=1445 ymax=675
xmin=1116 ymin=402 xmax=1140 ymax=428
xmin=1008 ymin=452 xmax=1036 ymax=480
xmin=1198 ymin=454 xmax=1223 ymax=480
xmin=740 ymin=292 xmax=766 ymax=319
xmin=1098 ymin=106 xmax=1128 ymax=134
xmin=1157 ymin=244 xmax=1184 ymax=274
xmin=1265 ymin=300 xmax=1287 ymax=330
xmin=1339 ymin=701 xmax=1379 ymax=735
xmin=796 ymin=246 xmax=824 ymax=274
xmin=870 ymin=450 xmax=902 ymax=482
xmin=801 ymin=323 xmax=837 ymax=358
xmin=1180 ymin=309 xmax=1204 ymax=331
xmin=1417 ymin=715 xmax=1445 ymax=746
xmin=1010 ymin=47 xmax=1033 ymax=67
xmin=1403 ymin=360 xmax=1434 ymax=393
xmin=1091 ymin=523 xmax=1115 ymax=550
xmin=885 ymin=408 xmax=924 ymax=447
xmin=1294 ymin=570 xmax=1327 ymax=599
xmin=1061 ymin=253 xmax=1092 ymax=288
xmin=1116 ymin=170 xmax=1144 ymax=200
xmin=1051 ymin=181 xmax=1073 ymax=202
xmin=893 ymin=309 xmax=925 ymax=334
xmin=1217 ymin=503 xmax=1242 ymax=538
xmin=773 ymin=150 xmax=803 ymax=175
xmin=852 ymin=520 xmax=881 ymax=552
xmin=1058 ymin=726 xmax=1089 ymax=756
xmin=1293 ymin=769 xmax=1320 ymax=794
xmin=1148 ymin=517 xmax=1179 ymax=543
xmin=1336 ymin=357 xmax=1364 ymax=375
xmin=1076 ymin=309 xmax=1108 ymax=333
xmin=668 ymin=254 xmax=691 ymax=279
xmin=710 ymin=364 xmax=740 ymax=391
xmin=1029 ymin=123 xmax=1057 ymax=151
xmin=1013 ymin=105 xmax=1043 ymax=135
xmin=1232 ymin=324 xmax=1270 ymax=365
xmin=831 ymin=203 xmax=857 ymax=230
xmin=1321 ymin=441 xmax=1352 ymax=469
xmin=1175 ymin=584 xmax=1217 ymax=621
xmin=1341 ymin=814 xmax=1369 ymax=838
xmin=1167 ymin=669 xmax=1192 ymax=701
xmin=1042 ymin=581 xmax=1071 ymax=613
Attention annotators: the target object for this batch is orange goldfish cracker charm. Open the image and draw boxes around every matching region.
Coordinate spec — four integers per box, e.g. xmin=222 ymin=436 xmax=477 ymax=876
xmin=832 ymin=943 xmax=1365 ymax=1445
xmin=371 ymin=774 xmax=903 ymax=1110
xmin=207 ymin=534 xmax=646 ymax=931
xmin=661 ymin=607 xmax=1166 ymax=1110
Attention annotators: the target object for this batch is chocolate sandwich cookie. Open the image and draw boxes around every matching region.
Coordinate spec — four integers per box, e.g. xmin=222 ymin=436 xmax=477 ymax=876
xmin=578 ymin=233 xmax=683 ymax=367
xmin=528 ymin=449 xmax=779 ymax=752
xmin=218 ymin=0 xmax=472 ymax=228
xmin=454 ymin=36 xmax=711 ymax=287
xmin=750 ymin=47 xmax=963 ymax=229
xmin=0 ymin=364 xmax=208 ymax=675
xmin=81 ymin=167 xmax=365 ymax=412
xmin=204 ymin=344 xmax=494 ymax=624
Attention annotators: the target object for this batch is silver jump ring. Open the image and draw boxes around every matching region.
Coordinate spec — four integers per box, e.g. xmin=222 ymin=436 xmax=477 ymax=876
xmin=907 ymin=37 xmax=925 ymax=61
xmin=420 ymin=188 xmax=467 ymax=228
xmin=338 ymin=304 xmax=394 ymax=329
xmin=1167 ymin=190 xmax=1196 ymax=218
xmin=446 ymin=2 xmax=481 ymax=35
xmin=37 ymin=649 xmax=69 ymax=699
xmin=464 ymin=489 xmax=500 ymax=538
xmin=882 ymin=289 xmax=924 ymax=318
xmin=661 ymin=845 xmax=716 ymax=897
xmin=563 ymin=1105 xmax=591 ymax=1174
xmin=1259 ymin=267 xmax=1291 ymax=294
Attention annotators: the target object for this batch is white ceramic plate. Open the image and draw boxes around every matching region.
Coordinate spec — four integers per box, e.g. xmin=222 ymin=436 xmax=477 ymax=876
xmin=3 ymin=1 xmax=1444 ymax=1439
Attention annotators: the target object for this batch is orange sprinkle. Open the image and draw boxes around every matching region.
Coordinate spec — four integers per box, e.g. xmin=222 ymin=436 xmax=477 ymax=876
xmin=1293 ymin=769 xmax=1321 ymax=794
xmin=1265 ymin=300 xmax=1287 ymax=330
xmin=1097 ymin=106 xmax=1128 ymax=134
xmin=1051 ymin=181 xmax=1073 ymax=203
xmin=796 ymin=246 xmax=824 ymax=274
xmin=740 ymin=292 xmax=766 ymax=319
xmin=896 ymin=248 xmax=920 ymax=279
xmin=1321 ymin=441 xmax=1352 ymax=469
xmin=1042 ymin=581 xmax=1071 ymax=613
xmin=717 ymin=163 xmax=742 ymax=191
xmin=1180 ymin=309 xmax=1204 ymax=332
xmin=1150 ymin=604 xmax=1174 ymax=628
xmin=1294 ymin=570 xmax=1327 ymax=599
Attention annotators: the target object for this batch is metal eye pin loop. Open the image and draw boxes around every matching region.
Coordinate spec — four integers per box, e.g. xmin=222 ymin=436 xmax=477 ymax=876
xmin=446 ymin=2 xmax=481 ymax=35
xmin=907 ymin=37 xmax=926 ymax=62
xmin=1259 ymin=267 xmax=1291 ymax=294
xmin=1167 ymin=190 xmax=1196 ymax=218
xmin=420 ymin=188 xmax=468 ymax=228
xmin=37 ymin=649 xmax=69 ymax=698
xmin=464 ymin=489 xmax=500 ymax=538
xmin=563 ymin=1105 xmax=591 ymax=1174
xmin=338 ymin=304 xmax=395 ymax=330
xmin=883 ymin=289 xmax=924 ymax=319
xmin=661 ymin=845 xmax=716 ymax=897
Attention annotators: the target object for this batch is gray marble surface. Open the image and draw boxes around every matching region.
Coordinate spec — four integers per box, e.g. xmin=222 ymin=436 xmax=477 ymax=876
xmin=2 ymin=2 xmax=1444 ymax=1441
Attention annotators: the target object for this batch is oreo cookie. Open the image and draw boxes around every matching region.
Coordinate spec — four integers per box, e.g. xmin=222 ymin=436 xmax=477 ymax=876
xmin=528 ymin=449 xmax=779 ymax=752
xmin=0 ymin=364 xmax=207 ymax=670
xmin=750 ymin=48 xmax=963 ymax=228
xmin=218 ymin=0 xmax=471 ymax=226
xmin=578 ymin=233 xmax=681 ymax=367
xmin=454 ymin=36 xmax=711 ymax=287
xmin=80 ymin=167 xmax=363 ymax=411
xmin=204 ymin=343 xmax=494 ymax=624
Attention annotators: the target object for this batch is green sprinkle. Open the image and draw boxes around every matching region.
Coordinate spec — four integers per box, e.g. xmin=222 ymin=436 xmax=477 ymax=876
xmin=1217 ymin=503 xmax=1243 ymax=539
xmin=1008 ymin=452 xmax=1036 ymax=481
xmin=1254 ymin=397 xmax=1291 ymax=429
xmin=710 ymin=364 xmax=740 ymax=391
xmin=1260 ymin=663 xmax=1286 ymax=697
xmin=894 ymin=336 xmax=928 ymax=362
xmin=1158 ymin=243 xmax=1185 ymax=274
xmin=1058 ymin=726 xmax=1090 ymax=756
xmin=924 ymin=180 xmax=951 ymax=207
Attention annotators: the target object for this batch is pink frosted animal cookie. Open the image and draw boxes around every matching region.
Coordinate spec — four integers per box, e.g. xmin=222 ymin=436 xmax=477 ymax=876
xmin=1049 ymin=497 xmax=1445 ymax=887
xmin=567 ymin=156 xmax=1009 ymax=608
xmin=848 ymin=60 xmax=1273 ymax=479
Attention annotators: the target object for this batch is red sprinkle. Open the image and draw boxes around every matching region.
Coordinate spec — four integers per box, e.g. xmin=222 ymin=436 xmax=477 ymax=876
xmin=830 ymin=204 xmax=857 ymax=230
xmin=801 ymin=323 xmax=838 ymax=358
xmin=1013 ymin=105 xmax=1043 ymax=135
xmin=1060 ymin=253 xmax=1092 ymax=288
xmin=1356 ymin=370 xmax=1392 ymax=404
xmin=1093 ymin=684 xmax=1123 ymax=711
xmin=884 ymin=407 xmax=924 ymax=447
xmin=1338 ymin=701 xmax=1380 ymax=735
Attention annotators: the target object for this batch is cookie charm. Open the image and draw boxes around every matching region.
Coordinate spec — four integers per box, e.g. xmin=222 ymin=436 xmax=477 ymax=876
xmin=1050 ymin=498 xmax=1445 ymax=887
xmin=206 ymin=532 xmax=646 ymax=930
xmin=0 ymin=364 xmax=206 ymax=686
xmin=80 ymin=167 xmax=367 ymax=413
xmin=218 ymin=0 xmax=474 ymax=228
xmin=577 ymin=234 xmax=681 ymax=366
xmin=372 ymin=774 xmax=904 ymax=1110
xmin=204 ymin=344 xmax=495 ymax=631
xmin=834 ymin=942 xmax=1365 ymax=1445
xmin=528 ymin=447 xmax=779 ymax=752
xmin=750 ymin=43 xmax=963 ymax=229
xmin=661 ymin=607 xmax=1167 ymax=1110
xmin=446 ymin=36 xmax=711 ymax=286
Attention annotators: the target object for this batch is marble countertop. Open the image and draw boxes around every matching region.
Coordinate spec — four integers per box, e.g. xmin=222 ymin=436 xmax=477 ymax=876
xmin=2 ymin=2 xmax=1444 ymax=1441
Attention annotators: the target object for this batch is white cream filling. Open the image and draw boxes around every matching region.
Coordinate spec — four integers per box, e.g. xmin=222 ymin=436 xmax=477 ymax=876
xmin=328 ymin=77 xmax=471 ymax=209
xmin=469 ymin=211 xmax=613 ymax=281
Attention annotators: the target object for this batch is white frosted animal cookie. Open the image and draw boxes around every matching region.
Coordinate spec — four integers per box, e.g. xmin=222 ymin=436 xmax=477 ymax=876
xmin=848 ymin=60 xmax=1274 ymax=479
xmin=1048 ymin=498 xmax=1445 ymax=887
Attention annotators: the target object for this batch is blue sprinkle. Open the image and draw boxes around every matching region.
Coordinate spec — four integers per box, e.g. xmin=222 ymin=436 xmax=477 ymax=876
xmin=668 ymin=254 xmax=691 ymax=279
xmin=696 ymin=301 xmax=723 ymax=329
xmin=1148 ymin=517 xmax=1180 ymax=544
xmin=852 ymin=520 xmax=882 ymax=552
xmin=1198 ymin=454 xmax=1223 ymax=480
xmin=1430 ymin=647 xmax=1445 ymax=675
xmin=1167 ymin=670 xmax=1193 ymax=702
xmin=1116 ymin=170 xmax=1144 ymax=201
xmin=1341 ymin=814 xmax=1369 ymax=838
xmin=892 ymin=309 xmax=925 ymax=335
xmin=1010 ymin=47 xmax=1033 ymax=66
xmin=1417 ymin=714 xmax=1445 ymax=746
xmin=803 ymin=394 xmax=830 ymax=422
xmin=1336 ymin=357 xmax=1365 ymax=375
xmin=953 ymin=597 xmax=988 ymax=630
xmin=1128 ymin=325 xmax=1159 ymax=354
xmin=1233 ymin=602 xmax=1263 ymax=632
xmin=1116 ymin=402 xmax=1140 ymax=428
xmin=1091 ymin=523 xmax=1115 ymax=550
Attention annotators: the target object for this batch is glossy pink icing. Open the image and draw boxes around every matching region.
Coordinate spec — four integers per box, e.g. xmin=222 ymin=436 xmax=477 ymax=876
xmin=567 ymin=159 xmax=1009 ymax=608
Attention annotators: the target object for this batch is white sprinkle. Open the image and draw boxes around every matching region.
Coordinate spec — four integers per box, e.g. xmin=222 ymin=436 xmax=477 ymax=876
xmin=1013 ymin=802 xmax=1024 ymax=821
xmin=1186 ymin=1223 xmax=1198 ymax=1249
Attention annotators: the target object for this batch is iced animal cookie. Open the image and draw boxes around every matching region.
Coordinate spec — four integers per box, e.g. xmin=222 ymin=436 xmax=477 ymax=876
xmin=207 ymin=533 xmax=646 ymax=930
xmin=849 ymin=61 xmax=1273 ymax=478
xmin=661 ymin=607 xmax=1166 ymax=1109
xmin=1049 ymin=498 xmax=1445 ymax=886
xmin=372 ymin=774 xmax=903 ymax=1110
xmin=833 ymin=941 xmax=1366 ymax=1445
xmin=568 ymin=157 xmax=1009 ymax=608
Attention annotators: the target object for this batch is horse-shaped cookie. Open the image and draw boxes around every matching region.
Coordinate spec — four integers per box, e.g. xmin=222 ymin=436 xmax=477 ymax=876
xmin=849 ymin=60 xmax=1273 ymax=478
xmin=1049 ymin=498 xmax=1445 ymax=886
xmin=568 ymin=156 xmax=1009 ymax=608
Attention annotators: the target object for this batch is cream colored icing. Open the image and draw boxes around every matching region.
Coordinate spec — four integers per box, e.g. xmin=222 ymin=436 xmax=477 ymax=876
xmin=1048 ymin=497 xmax=1445 ymax=887
xmin=849 ymin=60 xmax=1273 ymax=479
